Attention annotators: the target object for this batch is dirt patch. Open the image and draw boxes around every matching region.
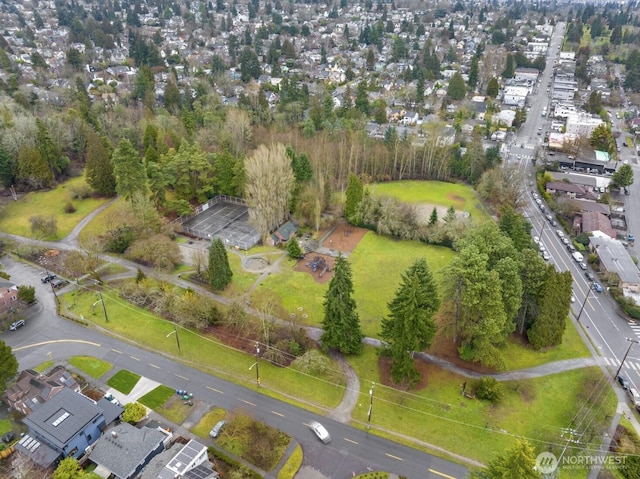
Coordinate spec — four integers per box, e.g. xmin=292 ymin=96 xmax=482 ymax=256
xmin=293 ymin=254 xmax=336 ymax=284
xmin=321 ymin=223 xmax=368 ymax=253
xmin=427 ymin=330 xmax=497 ymax=375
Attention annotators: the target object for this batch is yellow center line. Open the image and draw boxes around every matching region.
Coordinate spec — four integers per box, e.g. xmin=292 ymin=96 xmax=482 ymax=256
xmin=428 ymin=468 xmax=456 ymax=479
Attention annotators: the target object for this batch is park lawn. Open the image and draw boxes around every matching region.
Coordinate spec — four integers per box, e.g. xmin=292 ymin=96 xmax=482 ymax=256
xmin=137 ymin=385 xmax=176 ymax=410
xmin=368 ymin=180 xmax=491 ymax=223
xmin=350 ymin=232 xmax=456 ymax=338
xmin=217 ymin=252 xmax=260 ymax=298
xmin=348 ymin=346 xmax=616 ymax=466
xmin=501 ymin=319 xmax=591 ymax=370
xmin=0 ymin=176 xmax=109 ymax=240
xmin=106 ymin=370 xmax=141 ymax=394
xmin=33 ymin=361 xmax=54 ymax=373
xmin=68 ymin=356 xmax=112 ymax=379
xmin=191 ymin=407 xmax=227 ymax=438
xmin=77 ymin=197 xmax=127 ymax=245
xmin=61 ymin=289 xmax=344 ymax=410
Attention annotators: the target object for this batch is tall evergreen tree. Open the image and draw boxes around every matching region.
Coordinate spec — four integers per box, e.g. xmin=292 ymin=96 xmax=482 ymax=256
xmin=502 ymin=54 xmax=515 ymax=79
xmin=36 ymin=118 xmax=68 ymax=177
xmin=527 ymin=269 xmax=572 ymax=349
xmin=486 ymin=77 xmax=500 ymax=98
xmin=208 ymin=238 xmax=233 ymax=290
xmin=381 ymin=258 xmax=439 ymax=386
xmin=85 ymin=131 xmax=116 ymax=196
xmin=112 ymin=138 xmax=148 ymax=201
xmin=321 ymin=255 xmax=363 ymax=354
xmin=471 ymin=440 xmax=540 ymax=479
xmin=0 ymin=340 xmax=18 ymax=395
xmin=468 ymin=56 xmax=479 ymax=88
xmin=447 ymin=71 xmax=467 ymax=100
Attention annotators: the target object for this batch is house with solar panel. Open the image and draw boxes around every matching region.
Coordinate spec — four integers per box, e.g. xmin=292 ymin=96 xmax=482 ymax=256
xmin=15 ymin=388 xmax=122 ymax=468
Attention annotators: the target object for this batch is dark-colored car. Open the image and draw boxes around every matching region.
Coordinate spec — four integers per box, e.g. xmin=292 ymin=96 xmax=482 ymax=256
xmin=50 ymin=278 xmax=67 ymax=289
xmin=567 ymin=244 xmax=577 ymax=253
xmin=617 ymin=375 xmax=631 ymax=390
xmin=41 ymin=273 xmax=56 ymax=283
xmin=9 ymin=319 xmax=26 ymax=331
xmin=585 ymin=272 xmax=595 ymax=281
xmin=1 ymin=432 xmax=14 ymax=444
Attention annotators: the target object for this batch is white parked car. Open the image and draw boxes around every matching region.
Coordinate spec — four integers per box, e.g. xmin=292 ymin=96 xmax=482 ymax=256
xmin=309 ymin=421 xmax=331 ymax=443
xmin=533 ymin=236 xmax=540 ymax=245
xmin=556 ymin=230 xmax=564 ymax=238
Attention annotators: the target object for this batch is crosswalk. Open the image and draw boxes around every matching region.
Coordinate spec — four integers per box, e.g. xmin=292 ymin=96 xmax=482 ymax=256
xmin=603 ymin=356 xmax=640 ymax=371
xmin=630 ymin=322 xmax=640 ymax=339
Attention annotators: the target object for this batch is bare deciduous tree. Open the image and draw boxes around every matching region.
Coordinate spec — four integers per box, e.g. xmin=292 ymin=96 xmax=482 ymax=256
xmin=245 ymin=143 xmax=295 ymax=241
xmin=224 ymin=108 xmax=253 ymax=157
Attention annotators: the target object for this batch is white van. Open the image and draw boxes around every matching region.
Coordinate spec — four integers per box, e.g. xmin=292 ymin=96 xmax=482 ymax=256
xmin=572 ymin=251 xmax=584 ymax=262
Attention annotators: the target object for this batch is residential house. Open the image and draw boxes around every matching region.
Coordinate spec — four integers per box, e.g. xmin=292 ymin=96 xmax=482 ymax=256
xmin=590 ymin=237 xmax=640 ymax=296
xmin=545 ymin=182 xmax=597 ymax=200
xmin=4 ymin=367 xmax=81 ymax=415
xmin=89 ymin=423 xmax=166 ymax=479
xmin=16 ymin=388 xmax=122 ymax=467
xmin=157 ymin=439 xmax=218 ymax=479
xmin=565 ymin=112 xmax=604 ymax=138
xmin=502 ymin=86 xmax=528 ymax=107
xmin=581 ymin=211 xmax=617 ymax=240
xmin=0 ymin=278 xmax=19 ymax=314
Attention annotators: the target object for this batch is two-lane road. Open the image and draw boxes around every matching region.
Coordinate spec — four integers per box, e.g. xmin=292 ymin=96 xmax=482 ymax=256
xmin=1 ymin=256 xmax=468 ymax=479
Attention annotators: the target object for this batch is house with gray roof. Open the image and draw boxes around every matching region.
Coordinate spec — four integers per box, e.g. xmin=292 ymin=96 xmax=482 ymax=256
xmin=16 ymin=388 xmax=118 ymax=467
xmin=89 ymin=423 xmax=166 ymax=479
xmin=590 ymin=236 xmax=640 ymax=295
xmin=157 ymin=439 xmax=218 ymax=479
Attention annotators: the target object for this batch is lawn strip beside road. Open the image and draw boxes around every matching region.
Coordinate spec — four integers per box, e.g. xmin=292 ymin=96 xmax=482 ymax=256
xmin=68 ymin=355 xmax=112 ymax=379
xmin=348 ymin=346 xmax=616 ymax=468
xmin=61 ymin=288 xmax=345 ymax=410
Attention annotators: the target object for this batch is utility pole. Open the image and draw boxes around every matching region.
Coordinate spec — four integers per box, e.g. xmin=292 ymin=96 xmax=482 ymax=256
xmin=255 ymin=342 xmax=260 ymax=387
xmin=575 ymin=282 xmax=594 ymax=322
xmin=98 ymin=291 xmax=109 ymax=323
xmin=615 ymin=338 xmax=640 ymax=379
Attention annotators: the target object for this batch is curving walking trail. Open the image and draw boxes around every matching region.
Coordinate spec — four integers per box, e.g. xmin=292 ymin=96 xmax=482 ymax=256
xmin=4 ymin=201 xmax=640 ymax=477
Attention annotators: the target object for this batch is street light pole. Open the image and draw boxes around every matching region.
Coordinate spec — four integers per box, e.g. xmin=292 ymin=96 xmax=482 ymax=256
xmin=92 ymin=292 xmax=109 ymax=323
xmin=575 ymin=282 xmax=594 ymax=322
xmin=615 ymin=338 xmax=640 ymax=379
xmin=255 ymin=342 xmax=260 ymax=387
xmin=367 ymin=382 xmax=375 ymax=430
xmin=166 ymin=324 xmax=181 ymax=353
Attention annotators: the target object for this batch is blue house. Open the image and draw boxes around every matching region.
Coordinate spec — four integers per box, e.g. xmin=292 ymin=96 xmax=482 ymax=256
xmin=16 ymin=388 xmax=115 ymax=467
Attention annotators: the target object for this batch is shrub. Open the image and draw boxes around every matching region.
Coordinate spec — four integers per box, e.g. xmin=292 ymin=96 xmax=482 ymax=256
xmin=69 ymin=183 xmax=92 ymax=199
xmin=474 ymin=377 xmax=503 ymax=403
xmin=18 ymin=285 xmax=36 ymax=303
xmin=122 ymin=402 xmax=147 ymax=423
xmin=64 ymin=202 xmax=76 ymax=213
xmin=104 ymin=226 xmax=137 ymax=253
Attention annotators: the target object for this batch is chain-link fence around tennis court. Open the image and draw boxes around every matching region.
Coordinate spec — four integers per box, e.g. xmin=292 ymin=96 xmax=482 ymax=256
xmin=177 ymin=195 xmax=261 ymax=250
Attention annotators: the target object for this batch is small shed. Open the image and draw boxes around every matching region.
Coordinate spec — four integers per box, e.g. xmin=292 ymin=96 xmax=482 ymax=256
xmin=271 ymin=221 xmax=297 ymax=246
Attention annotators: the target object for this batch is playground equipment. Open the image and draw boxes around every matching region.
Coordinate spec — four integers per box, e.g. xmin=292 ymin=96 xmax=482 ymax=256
xmin=306 ymin=256 xmax=331 ymax=277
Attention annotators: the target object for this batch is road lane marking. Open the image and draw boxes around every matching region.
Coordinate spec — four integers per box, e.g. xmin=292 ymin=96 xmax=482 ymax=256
xmin=175 ymin=374 xmax=189 ymax=380
xmin=271 ymin=411 xmax=284 ymax=417
xmin=112 ymin=349 xmax=122 ymax=354
xmin=14 ymin=339 xmax=101 ymax=351
xmin=428 ymin=468 xmax=456 ymax=479
xmin=130 ymin=356 xmax=140 ymax=361
xmin=206 ymin=386 xmax=224 ymax=394
xmin=149 ymin=364 xmax=160 ymax=369
xmin=385 ymin=453 xmax=403 ymax=461
xmin=344 ymin=438 xmax=358 ymax=445
xmin=241 ymin=399 xmax=256 ymax=407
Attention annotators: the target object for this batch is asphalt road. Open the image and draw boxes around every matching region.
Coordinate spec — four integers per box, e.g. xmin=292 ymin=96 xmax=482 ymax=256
xmin=1 ymin=255 xmax=468 ymax=479
xmin=508 ymin=22 xmax=640 ymax=392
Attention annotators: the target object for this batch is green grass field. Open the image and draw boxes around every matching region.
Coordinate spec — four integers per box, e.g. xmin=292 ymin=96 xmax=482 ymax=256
xmin=68 ymin=356 xmax=112 ymax=379
xmin=348 ymin=346 xmax=616 ymax=467
xmin=137 ymin=385 xmax=176 ymax=409
xmin=0 ymin=176 xmax=109 ymax=240
xmin=368 ymin=180 xmax=491 ymax=223
xmin=61 ymin=288 xmax=345 ymax=410
xmin=106 ymin=370 xmax=141 ymax=394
